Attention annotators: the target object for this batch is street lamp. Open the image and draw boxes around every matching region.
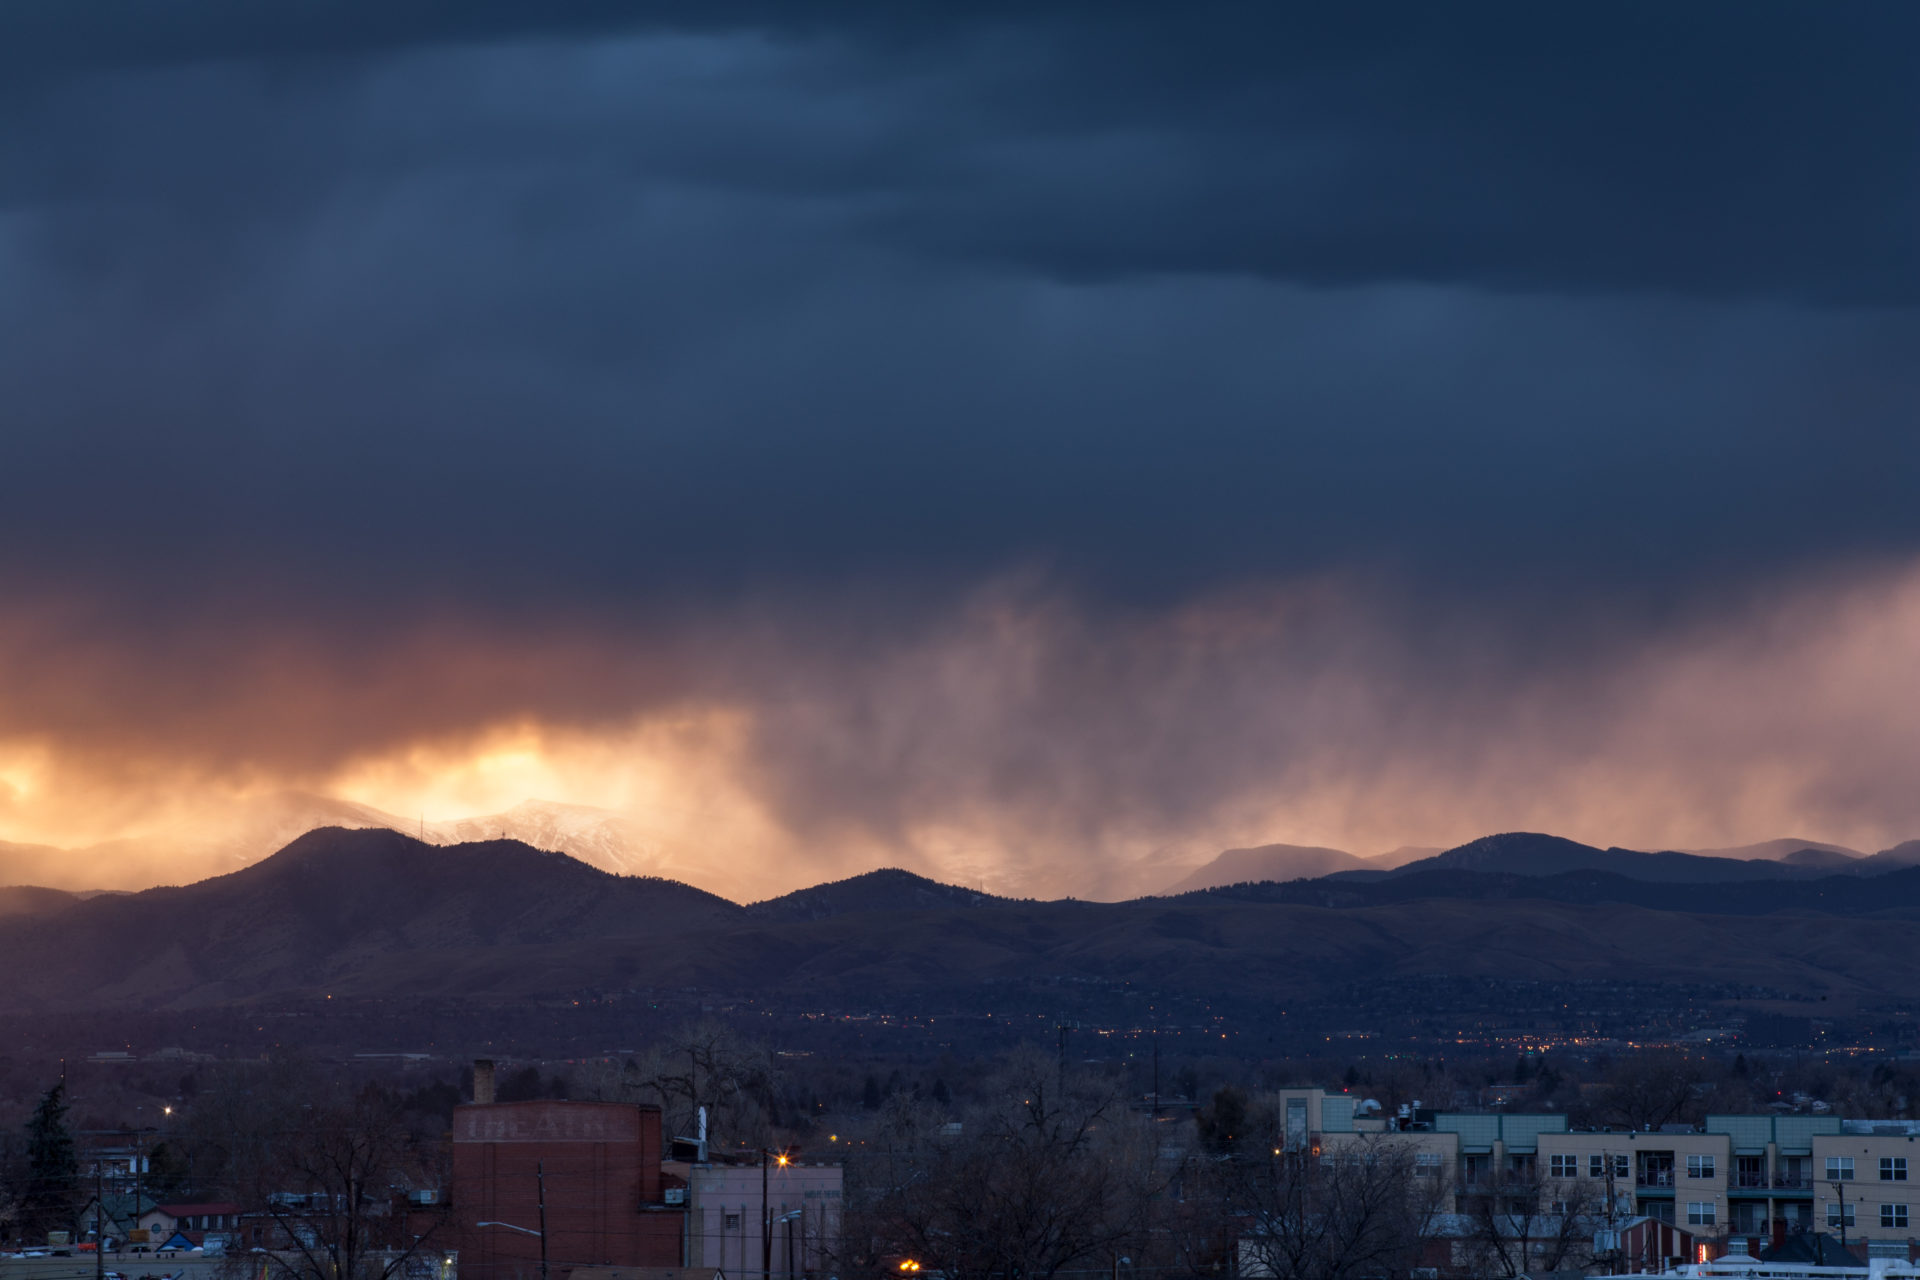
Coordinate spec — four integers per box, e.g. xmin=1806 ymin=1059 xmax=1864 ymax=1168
xmin=776 ymin=1210 xmax=802 ymax=1280
xmin=478 ymin=1160 xmax=549 ymax=1280
xmin=762 ymin=1149 xmax=793 ymax=1280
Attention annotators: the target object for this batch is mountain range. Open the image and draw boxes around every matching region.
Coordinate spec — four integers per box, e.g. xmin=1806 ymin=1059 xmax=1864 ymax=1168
xmin=9 ymin=826 xmax=1920 ymax=1017
xmin=8 ymin=791 xmax=1917 ymax=906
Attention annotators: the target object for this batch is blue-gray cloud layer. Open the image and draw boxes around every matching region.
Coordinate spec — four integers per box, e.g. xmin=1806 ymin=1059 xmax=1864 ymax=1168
xmin=0 ymin=5 xmax=1915 ymax=671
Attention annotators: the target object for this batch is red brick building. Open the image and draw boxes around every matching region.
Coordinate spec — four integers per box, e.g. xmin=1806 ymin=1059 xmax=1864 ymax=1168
xmin=453 ymin=1097 xmax=684 ymax=1280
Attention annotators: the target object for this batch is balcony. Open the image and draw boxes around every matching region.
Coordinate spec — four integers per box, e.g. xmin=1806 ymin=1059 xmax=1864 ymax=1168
xmin=1637 ymin=1172 xmax=1676 ymax=1189
xmin=1774 ymin=1173 xmax=1812 ymax=1190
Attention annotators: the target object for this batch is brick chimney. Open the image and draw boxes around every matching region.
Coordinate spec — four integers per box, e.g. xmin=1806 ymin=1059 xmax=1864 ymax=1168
xmin=473 ymin=1058 xmax=496 ymax=1105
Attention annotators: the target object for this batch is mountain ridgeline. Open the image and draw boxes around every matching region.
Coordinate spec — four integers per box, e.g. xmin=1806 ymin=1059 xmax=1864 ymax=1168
xmin=2 ymin=825 xmax=1920 ymax=1016
xmin=1165 ymin=830 xmax=1920 ymax=893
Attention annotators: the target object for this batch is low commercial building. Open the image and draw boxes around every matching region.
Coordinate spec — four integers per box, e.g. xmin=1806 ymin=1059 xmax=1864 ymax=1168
xmin=672 ymin=1156 xmax=840 ymax=1278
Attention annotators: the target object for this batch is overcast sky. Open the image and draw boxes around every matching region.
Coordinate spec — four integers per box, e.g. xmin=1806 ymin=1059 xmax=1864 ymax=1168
xmin=3 ymin=3 xmax=1918 ymax=896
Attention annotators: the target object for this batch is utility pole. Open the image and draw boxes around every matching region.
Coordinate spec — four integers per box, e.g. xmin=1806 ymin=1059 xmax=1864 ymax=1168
xmin=1151 ymin=1023 xmax=1161 ymax=1115
xmin=1056 ymin=1021 xmax=1079 ymax=1101
xmin=537 ymin=1161 xmax=550 ymax=1280
xmin=1604 ymin=1154 xmax=1621 ymax=1274
xmin=762 ymin=1152 xmax=772 ymax=1280
xmin=95 ymin=1165 xmax=105 ymax=1280
xmin=1053 ymin=1018 xmax=1086 ymax=1105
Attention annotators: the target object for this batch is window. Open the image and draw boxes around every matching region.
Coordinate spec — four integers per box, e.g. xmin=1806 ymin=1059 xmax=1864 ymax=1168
xmin=1550 ymin=1155 xmax=1579 ymax=1178
xmin=1688 ymin=1155 xmax=1716 ymax=1179
xmin=1883 ymin=1205 xmax=1909 ymax=1230
xmin=1829 ymin=1157 xmax=1856 ymax=1181
xmin=1829 ymin=1203 xmax=1856 ymax=1229
xmin=1883 ymin=1158 xmax=1908 ymax=1182
xmin=1591 ymin=1153 xmax=1628 ymax=1179
xmin=723 ymin=1213 xmax=742 ymax=1230
xmin=1688 ymin=1202 xmax=1716 ymax=1226
xmin=1414 ymin=1153 xmax=1442 ymax=1178
xmin=1286 ymin=1098 xmax=1309 ymax=1151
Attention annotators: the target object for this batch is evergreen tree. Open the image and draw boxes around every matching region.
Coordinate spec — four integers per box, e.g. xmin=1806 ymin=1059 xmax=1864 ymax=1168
xmin=144 ymin=1142 xmax=191 ymax=1198
xmin=21 ymin=1083 xmax=78 ymax=1242
xmin=1196 ymin=1085 xmax=1250 ymax=1155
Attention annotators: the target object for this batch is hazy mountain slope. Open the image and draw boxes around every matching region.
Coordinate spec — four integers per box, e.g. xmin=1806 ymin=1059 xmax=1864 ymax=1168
xmin=1778 ymin=847 xmax=1862 ymax=872
xmin=424 ymin=799 xmax=756 ymax=902
xmin=425 ymin=800 xmax=662 ymax=875
xmin=0 ymin=885 xmax=82 ymax=917
xmin=0 ymin=840 xmax=79 ymax=891
xmin=1161 ymin=844 xmax=1369 ymax=894
xmin=0 ymin=794 xmax=416 ymax=891
xmin=1368 ymin=846 xmax=1443 ymax=869
xmin=1688 ymin=838 xmax=1862 ymax=861
xmin=748 ymin=868 xmax=1011 ymax=921
xmin=1380 ymin=832 xmax=1798 ymax=883
xmin=1853 ymin=841 xmax=1920 ymax=874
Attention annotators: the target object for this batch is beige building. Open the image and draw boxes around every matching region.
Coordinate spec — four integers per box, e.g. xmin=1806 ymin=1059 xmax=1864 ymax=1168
xmin=1811 ymin=1126 xmax=1920 ymax=1251
xmin=1272 ymin=1088 xmax=1920 ymax=1257
xmin=664 ymin=1157 xmax=841 ymax=1276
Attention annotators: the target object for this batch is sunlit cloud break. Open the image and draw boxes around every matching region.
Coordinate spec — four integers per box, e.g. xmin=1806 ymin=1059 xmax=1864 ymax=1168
xmin=3 ymin=560 xmax=1919 ymax=900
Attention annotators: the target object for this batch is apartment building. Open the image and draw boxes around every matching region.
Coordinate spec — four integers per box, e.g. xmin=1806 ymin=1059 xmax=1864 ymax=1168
xmin=1273 ymin=1088 xmax=1920 ymax=1258
xmin=1810 ymin=1124 xmax=1920 ymax=1252
xmin=1277 ymin=1086 xmax=1570 ymax=1189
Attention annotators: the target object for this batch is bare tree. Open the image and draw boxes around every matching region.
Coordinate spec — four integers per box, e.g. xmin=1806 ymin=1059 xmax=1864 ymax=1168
xmin=176 ymin=1059 xmax=319 ymax=1198
xmin=1143 ymin=1151 xmax=1238 ymax=1280
xmin=579 ymin=1021 xmax=775 ymax=1150
xmin=1593 ymin=1053 xmax=1697 ymax=1131
xmin=257 ymin=1090 xmax=449 ymax=1280
xmin=850 ymin=1049 xmax=1161 ymax=1280
xmin=1236 ymin=1138 xmax=1441 ymax=1280
xmin=1459 ymin=1164 xmax=1597 ymax=1279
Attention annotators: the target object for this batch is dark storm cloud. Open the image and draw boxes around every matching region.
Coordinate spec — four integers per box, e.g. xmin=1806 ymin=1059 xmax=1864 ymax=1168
xmin=2 ymin=2 xmax=1918 ymax=614
xmin=3 ymin=3 xmax=1920 ymax=888
xmin=5 ymin=3 xmax=1918 ymax=298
